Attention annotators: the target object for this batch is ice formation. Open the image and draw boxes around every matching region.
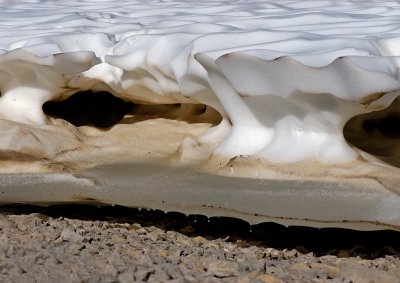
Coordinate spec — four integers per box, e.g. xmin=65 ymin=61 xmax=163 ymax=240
xmin=1 ymin=0 xmax=400 ymax=230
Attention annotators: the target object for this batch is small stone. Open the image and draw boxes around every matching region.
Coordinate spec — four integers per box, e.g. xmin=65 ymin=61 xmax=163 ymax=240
xmin=0 ymin=234 xmax=10 ymax=252
xmin=148 ymin=269 xmax=170 ymax=282
xmin=148 ymin=231 xmax=160 ymax=241
xmin=270 ymin=249 xmax=282 ymax=259
xmin=165 ymin=265 xmax=183 ymax=279
xmin=16 ymin=221 xmax=28 ymax=233
xmin=58 ymin=226 xmax=84 ymax=243
xmin=167 ymin=248 xmax=182 ymax=264
xmin=289 ymin=262 xmax=311 ymax=272
xmin=319 ymin=255 xmax=338 ymax=261
xmin=256 ymin=274 xmax=285 ymax=283
xmin=203 ymin=242 xmax=219 ymax=249
xmin=236 ymin=271 xmax=259 ymax=283
xmin=118 ymin=269 xmax=135 ymax=283
xmin=264 ymin=248 xmax=273 ymax=257
xmin=136 ymin=228 xmax=147 ymax=235
xmin=0 ymin=215 xmax=13 ymax=229
xmin=135 ymin=267 xmax=155 ymax=281
xmin=193 ymin=236 xmax=207 ymax=246
xmin=130 ymin=224 xmax=141 ymax=230
xmin=282 ymin=249 xmax=297 ymax=259
xmin=207 ymin=260 xmax=240 ymax=278
xmin=157 ymin=249 xmax=167 ymax=257
xmin=310 ymin=263 xmax=340 ymax=278
xmin=255 ymin=251 xmax=266 ymax=260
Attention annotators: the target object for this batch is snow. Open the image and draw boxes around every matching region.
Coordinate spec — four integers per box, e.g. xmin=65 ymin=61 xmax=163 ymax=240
xmin=0 ymin=0 xmax=400 ymax=230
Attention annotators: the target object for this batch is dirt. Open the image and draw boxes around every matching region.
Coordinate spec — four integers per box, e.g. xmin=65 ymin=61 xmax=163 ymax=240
xmin=0 ymin=205 xmax=399 ymax=282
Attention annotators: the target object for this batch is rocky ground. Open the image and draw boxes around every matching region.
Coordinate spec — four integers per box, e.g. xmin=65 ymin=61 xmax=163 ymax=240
xmin=0 ymin=205 xmax=399 ymax=282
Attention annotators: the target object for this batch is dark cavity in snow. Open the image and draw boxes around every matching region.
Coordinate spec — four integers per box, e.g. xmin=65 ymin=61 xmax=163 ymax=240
xmin=43 ymin=90 xmax=135 ymax=128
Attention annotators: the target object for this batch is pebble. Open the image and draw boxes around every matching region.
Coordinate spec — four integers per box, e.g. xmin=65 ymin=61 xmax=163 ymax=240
xmin=207 ymin=260 xmax=240 ymax=277
xmin=0 ymin=215 xmax=13 ymax=229
xmin=282 ymin=248 xmax=297 ymax=259
xmin=256 ymin=274 xmax=285 ymax=283
xmin=310 ymin=262 xmax=340 ymax=278
xmin=58 ymin=226 xmax=84 ymax=243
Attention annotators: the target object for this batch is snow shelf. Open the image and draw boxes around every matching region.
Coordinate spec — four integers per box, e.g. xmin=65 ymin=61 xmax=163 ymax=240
xmin=1 ymin=0 xmax=400 ymax=230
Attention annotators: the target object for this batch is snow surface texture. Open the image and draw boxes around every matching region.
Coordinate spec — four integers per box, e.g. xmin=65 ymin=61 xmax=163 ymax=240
xmin=1 ymin=0 xmax=400 ymax=230
xmin=1 ymin=0 xmax=400 ymax=164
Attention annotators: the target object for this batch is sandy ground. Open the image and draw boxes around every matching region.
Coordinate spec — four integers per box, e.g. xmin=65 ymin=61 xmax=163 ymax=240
xmin=0 ymin=205 xmax=399 ymax=283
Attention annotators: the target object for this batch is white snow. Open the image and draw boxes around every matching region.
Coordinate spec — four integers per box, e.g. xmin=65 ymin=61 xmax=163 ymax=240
xmin=1 ymin=0 xmax=400 ymax=164
xmin=1 ymin=0 xmax=400 ymax=230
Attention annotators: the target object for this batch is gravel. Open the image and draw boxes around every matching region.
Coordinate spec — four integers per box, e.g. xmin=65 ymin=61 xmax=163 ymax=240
xmin=0 ymin=205 xmax=399 ymax=282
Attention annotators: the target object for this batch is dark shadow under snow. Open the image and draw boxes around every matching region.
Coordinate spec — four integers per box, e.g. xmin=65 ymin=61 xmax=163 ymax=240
xmin=0 ymin=204 xmax=398 ymax=260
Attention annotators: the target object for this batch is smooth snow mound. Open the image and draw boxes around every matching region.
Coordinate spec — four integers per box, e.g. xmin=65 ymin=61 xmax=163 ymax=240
xmin=0 ymin=0 xmax=400 ymax=164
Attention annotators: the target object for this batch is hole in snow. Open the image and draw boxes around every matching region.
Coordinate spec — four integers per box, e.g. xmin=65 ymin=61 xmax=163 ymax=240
xmin=43 ymin=90 xmax=222 ymax=128
xmin=43 ymin=90 xmax=135 ymax=128
xmin=344 ymin=97 xmax=400 ymax=167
